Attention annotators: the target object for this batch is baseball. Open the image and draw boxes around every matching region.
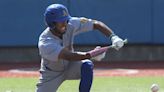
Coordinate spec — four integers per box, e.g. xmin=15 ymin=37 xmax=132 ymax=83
xmin=151 ymin=84 xmax=159 ymax=92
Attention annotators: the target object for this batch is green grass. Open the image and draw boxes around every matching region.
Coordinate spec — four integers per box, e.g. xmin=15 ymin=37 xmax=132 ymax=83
xmin=0 ymin=77 xmax=163 ymax=92
xmin=0 ymin=78 xmax=37 ymax=92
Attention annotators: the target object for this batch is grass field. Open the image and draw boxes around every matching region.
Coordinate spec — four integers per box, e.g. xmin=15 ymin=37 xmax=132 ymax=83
xmin=0 ymin=77 xmax=163 ymax=92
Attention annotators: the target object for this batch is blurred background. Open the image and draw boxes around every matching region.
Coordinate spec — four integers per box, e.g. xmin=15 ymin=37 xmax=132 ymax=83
xmin=0 ymin=0 xmax=164 ymax=63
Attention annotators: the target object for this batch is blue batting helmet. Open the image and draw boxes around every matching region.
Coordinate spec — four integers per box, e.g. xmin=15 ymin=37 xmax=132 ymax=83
xmin=44 ymin=4 xmax=71 ymax=29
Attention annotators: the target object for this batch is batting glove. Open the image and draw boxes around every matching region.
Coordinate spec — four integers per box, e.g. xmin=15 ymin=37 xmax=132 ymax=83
xmin=87 ymin=46 xmax=108 ymax=57
xmin=111 ymin=35 xmax=124 ymax=50
xmin=91 ymin=46 xmax=106 ymax=61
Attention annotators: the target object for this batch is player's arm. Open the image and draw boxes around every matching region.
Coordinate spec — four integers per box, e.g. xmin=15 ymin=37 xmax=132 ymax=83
xmin=92 ymin=20 xmax=124 ymax=50
xmin=58 ymin=47 xmax=90 ymax=61
xmin=58 ymin=46 xmax=108 ymax=61
xmin=93 ymin=20 xmax=114 ymax=37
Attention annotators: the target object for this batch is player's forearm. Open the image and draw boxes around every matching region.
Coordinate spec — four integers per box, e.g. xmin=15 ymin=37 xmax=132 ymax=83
xmin=59 ymin=49 xmax=91 ymax=61
xmin=93 ymin=20 xmax=114 ymax=37
xmin=65 ymin=52 xmax=91 ymax=61
xmin=58 ymin=45 xmax=109 ymax=61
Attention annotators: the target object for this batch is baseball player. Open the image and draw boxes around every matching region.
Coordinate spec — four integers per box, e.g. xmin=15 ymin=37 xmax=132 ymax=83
xmin=36 ymin=4 xmax=124 ymax=92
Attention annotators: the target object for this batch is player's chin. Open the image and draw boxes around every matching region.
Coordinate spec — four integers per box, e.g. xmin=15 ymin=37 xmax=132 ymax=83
xmin=60 ymin=30 xmax=66 ymax=34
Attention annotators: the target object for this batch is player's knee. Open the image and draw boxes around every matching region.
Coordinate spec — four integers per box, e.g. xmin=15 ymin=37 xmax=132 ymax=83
xmin=80 ymin=60 xmax=93 ymax=92
xmin=81 ymin=60 xmax=94 ymax=71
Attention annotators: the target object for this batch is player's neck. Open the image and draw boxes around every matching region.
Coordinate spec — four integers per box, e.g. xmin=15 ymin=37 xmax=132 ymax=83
xmin=50 ymin=29 xmax=63 ymax=39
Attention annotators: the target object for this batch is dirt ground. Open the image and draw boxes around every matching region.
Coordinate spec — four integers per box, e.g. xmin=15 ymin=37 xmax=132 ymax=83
xmin=0 ymin=61 xmax=164 ymax=78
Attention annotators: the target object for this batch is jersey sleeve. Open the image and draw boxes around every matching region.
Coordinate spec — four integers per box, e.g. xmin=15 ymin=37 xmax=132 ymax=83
xmin=69 ymin=17 xmax=94 ymax=35
xmin=38 ymin=39 xmax=63 ymax=62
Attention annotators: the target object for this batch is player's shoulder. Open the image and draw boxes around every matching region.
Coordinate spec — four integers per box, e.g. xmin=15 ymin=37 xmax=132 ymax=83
xmin=69 ymin=17 xmax=90 ymax=23
xmin=39 ymin=28 xmax=50 ymax=38
xmin=69 ymin=17 xmax=80 ymax=24
xmin=69 ymin=17 xmax=92 ymax=27
xmin=39 ymin=28 xmax=57 ymax=41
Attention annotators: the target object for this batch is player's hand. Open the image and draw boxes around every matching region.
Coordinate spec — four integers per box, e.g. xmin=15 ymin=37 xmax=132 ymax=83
xmin=111 ymin=35 xmax=124 ymax=50
xmin=87 ymin=46 xmax=108 ymax=57
xmin=91 ymin=46 xmax=106 ymax=61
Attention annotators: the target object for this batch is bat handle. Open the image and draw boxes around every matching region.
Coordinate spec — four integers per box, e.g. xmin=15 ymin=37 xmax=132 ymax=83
xmin=123 ymin=39 xmax=128 ymax=44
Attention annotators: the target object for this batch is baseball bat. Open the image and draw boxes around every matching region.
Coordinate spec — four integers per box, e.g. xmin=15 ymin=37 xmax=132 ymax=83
xmin=95 ymin=39 xmax=128 ymax=52
xmin=88 ymin=39 xmax=128 ymax=57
